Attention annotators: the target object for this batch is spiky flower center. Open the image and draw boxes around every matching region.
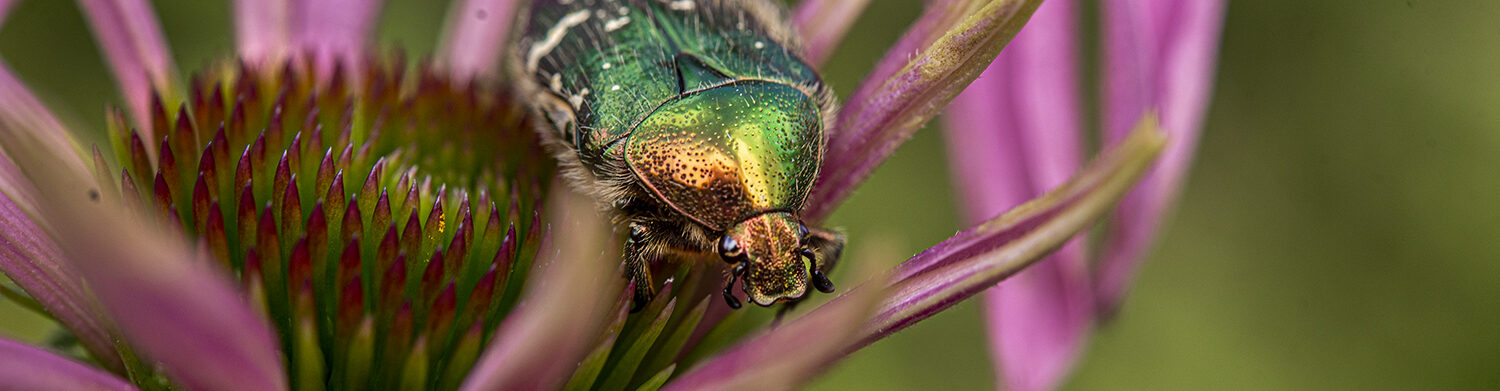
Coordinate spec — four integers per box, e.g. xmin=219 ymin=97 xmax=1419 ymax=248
xmin=102 ymin=53 xmax=551 ymax=389
xmin=91 ymin=50 xmax=760 ymax=391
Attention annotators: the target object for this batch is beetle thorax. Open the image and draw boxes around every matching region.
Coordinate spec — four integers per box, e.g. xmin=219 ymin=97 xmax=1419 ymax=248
xmin=625 ymin=80 xmax=823 ymax=231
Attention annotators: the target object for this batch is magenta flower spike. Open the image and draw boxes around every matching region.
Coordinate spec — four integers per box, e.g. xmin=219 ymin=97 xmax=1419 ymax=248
xmin=0 ymin=0 xmax=1179 ymax=389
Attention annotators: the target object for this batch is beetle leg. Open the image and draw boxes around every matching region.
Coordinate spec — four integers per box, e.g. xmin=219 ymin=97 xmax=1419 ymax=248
xmin=722 ymin=262 xmax=745 ymax=310
xmin=771 ymin=299 xmax=800 ymax=328
xmin=626 ymin=223 xmax=658 ymax=313
xmin=803 ymin=228 xmax=845 ymax=293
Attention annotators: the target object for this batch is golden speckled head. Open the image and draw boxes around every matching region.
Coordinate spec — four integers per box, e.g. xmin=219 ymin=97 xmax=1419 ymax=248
xmin=720 ymin=212 xmax=810 ymax=306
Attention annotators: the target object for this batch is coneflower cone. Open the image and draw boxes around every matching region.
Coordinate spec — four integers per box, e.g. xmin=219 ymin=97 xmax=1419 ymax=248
xmin=86 ymin=51 xmax=747 ymax=391
xmin=98 ymin=52 xmax=554 ymax=389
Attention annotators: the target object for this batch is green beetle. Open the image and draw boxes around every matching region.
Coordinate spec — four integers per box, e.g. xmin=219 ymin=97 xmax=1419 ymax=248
xmin=510 ymin=0 xmax=844 ymax=310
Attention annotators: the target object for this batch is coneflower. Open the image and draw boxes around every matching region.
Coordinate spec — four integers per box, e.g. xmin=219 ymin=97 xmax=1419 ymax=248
xmin=0 ymin=0 xmax=1181 ymax=390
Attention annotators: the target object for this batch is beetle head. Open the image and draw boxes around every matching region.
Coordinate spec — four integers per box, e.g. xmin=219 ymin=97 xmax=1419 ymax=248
xmin=721 ymin=212 xmax=820 ymax=307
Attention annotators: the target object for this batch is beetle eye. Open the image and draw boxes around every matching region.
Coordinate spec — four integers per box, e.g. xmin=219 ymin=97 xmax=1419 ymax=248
xmin=719 ymin=236 xmax=744 ymax=263
xmin=797 ymin=223 xmax=810 ymax=243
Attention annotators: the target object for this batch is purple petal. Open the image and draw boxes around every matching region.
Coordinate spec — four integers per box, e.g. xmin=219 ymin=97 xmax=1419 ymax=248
xmin=0 ymin=153 xmax=125 ymax=373
xmin=946 ymin=1 xmax=1084 ymax=216
xmin=75 ymin=0 xmax=178 ymax=141
xmin=86 ymin=244 xmax=288 ymax=391
xmin=943 ymin=1 xmax=1094 ymax=389
xmin=805 ymin=0 xmax=1044 ymax=222
xmin=0 ymin=64 xmax=87 ymax=163
xmin=460 ymin=188 xmax=619 ymax=391
xmin=0 ymin=149 xmax=39 ymax=220
xmin=235 ymin=0 xmax=292 ymax=65
xmin=0 ymin=65 xmax=286 ymax=390
xmin=0 ymin=338 xmax=136 ymax=391
xmin=49 ymin=211 xmax=287 ymax=390
xmin=0 ymin=55 xmax=87 ymax=223
xmin=438 ymin=0 xmax=519 ymax=82
xmin=0 ymin=63 xmax=126 ymax=372
xmin=294 ymin=0 xmax=384 ymax=75
xmin=792 ymin=0 xmax=871 ymax=68
xmin=0 ymin=4 xmax=79 ymax=218
xmin=663 ymin=253 xmax=889 ymax=391
xmin=981 ymin=245 xmax=1091 ymax=391
xmin=1095 ymin=0 xmax=1225 ymax=314
xmin=873 ymin=121 xmax=1165 ymax=352
xmin=0 ymin=0 xmax=15 ymax=22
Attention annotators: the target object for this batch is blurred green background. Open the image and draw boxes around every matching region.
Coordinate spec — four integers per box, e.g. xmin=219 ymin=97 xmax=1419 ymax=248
xmin=2 ymin=0 xmax=1497 ymax=389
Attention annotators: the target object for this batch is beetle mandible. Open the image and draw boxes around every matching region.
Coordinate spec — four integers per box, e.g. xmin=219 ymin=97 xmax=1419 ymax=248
xmin=510 ymin=0 xmax=843 ymax=311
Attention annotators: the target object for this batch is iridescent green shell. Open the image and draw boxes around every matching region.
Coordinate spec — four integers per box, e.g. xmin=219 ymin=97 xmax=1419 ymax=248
xmin=514 ymin=0 xmax=827 ymax=230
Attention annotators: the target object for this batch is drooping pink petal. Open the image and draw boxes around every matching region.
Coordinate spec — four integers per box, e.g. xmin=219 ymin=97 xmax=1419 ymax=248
xmin=85 ymin=244 xmax=288 ymax=391
xmin=792 ymin=0 xmax=871 ymax=68
xmin=982 ymin=245 xmax=1090 ymax=391
xmin=460 ymin=188 xmax=619 ymax=391
xmin=943 ymin=0 xmax=1094 ymax=389
xmin=0 ymin=66 xmax=110 ymax=368
xmin=438 ymin=0 xmax=520 ymax=82
xmin=0 ymin=65 xmax=125 ymax=368
xmin=0 ymin=338 xmax=135 ymax=391
xmin=946 ymin=0 xmax=1084 ymax=216
xmin=0 ymin=52 xmax=80 ymax=218
xmin=0 ymin=64 xmax=91 ymax=181
xmin=75 ymin=0 xmax=178 ymax=143
xmin=0 ymin=152 xmax=124 ymax=374
xmin=55 ymin=215 xmax=287 ymax=391
xmin=0 ymin=148 xmax=38 ymax=220
xmin=874 ymin=122 xmax=1164 ymax=354
xmin=235 ymin=0 xmax=292 ymax=65
xmin=0 ymin=64 xmax=287 ymax=390
xmin=1095 ymin=0 xmax=1226 ymax=314
xmin=42 ymin=208 xmax=287 ymax=390
xmin=805 ymin=0 xmax=1044 ymax=222
xmin=294 ymin=0 xmax=384 ymax=76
